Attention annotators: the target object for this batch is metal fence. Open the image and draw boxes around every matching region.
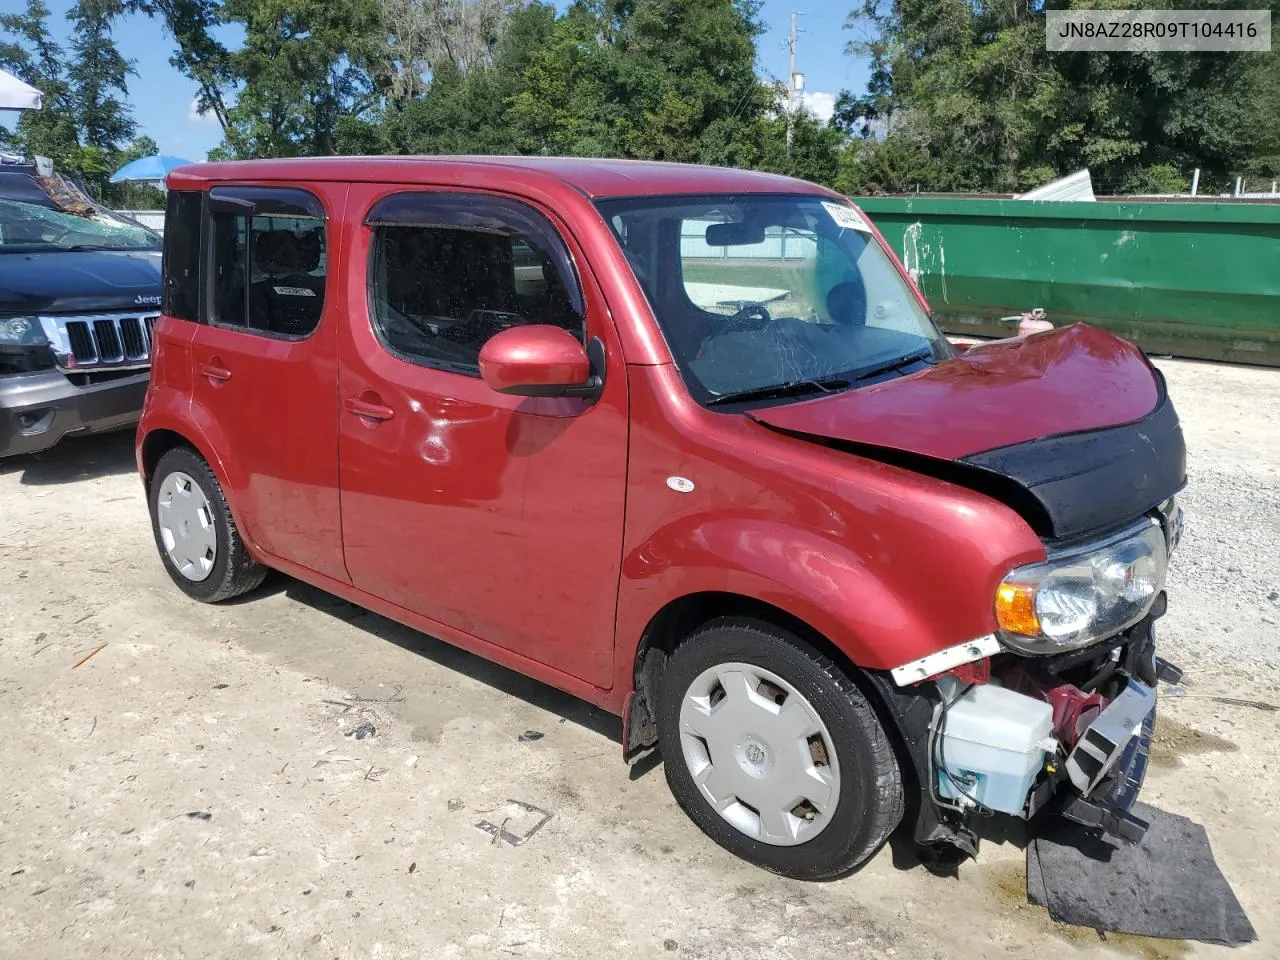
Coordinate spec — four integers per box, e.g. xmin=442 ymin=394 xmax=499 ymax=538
xmin=680 ymin=221 xmax=816 ymax=260
xmin=114 ymin=209 xmax=165 ymax=234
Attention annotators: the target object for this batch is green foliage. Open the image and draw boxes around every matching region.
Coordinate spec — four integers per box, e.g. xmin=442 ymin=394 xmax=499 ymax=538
xmin=0 ymin=0 xmax=139 ymax=197
xmin=844 ymin=0 xmax=1280 ymax=195
xmin=6 ymin=0 xmax=1276 ymax=199
xmin=0 ymin=0 xmax=80 ymax=163
xmin=1121 ymin=164 xmax=1190 ymax=196
xmin=67 ymin=0 xmax=136 ymax=152
xmin=216 ymin=0 xmax=382 ymax=158
xmin=123 ymin=0 xmax=233 ymax=128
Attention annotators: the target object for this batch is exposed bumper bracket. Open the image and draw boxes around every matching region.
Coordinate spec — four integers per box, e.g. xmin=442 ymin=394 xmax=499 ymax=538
xmin=889 ymin=633 xmax=1001 ymax=686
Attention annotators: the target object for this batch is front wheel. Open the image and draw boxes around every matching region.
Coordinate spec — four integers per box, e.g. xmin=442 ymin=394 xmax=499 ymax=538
xmin=656 ymin=618 xmax=904 ymax=880
xmin=148 ymin=446 xmax=267 ymax=603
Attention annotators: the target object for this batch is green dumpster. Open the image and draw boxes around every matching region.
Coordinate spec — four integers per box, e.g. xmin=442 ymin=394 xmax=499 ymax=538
xmin=853 ymin=196 xmax=1280 ymax=367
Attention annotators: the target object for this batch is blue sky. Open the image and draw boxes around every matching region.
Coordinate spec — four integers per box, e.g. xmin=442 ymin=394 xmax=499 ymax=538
xmin=5 ymin=1 xmax=869 ymax=161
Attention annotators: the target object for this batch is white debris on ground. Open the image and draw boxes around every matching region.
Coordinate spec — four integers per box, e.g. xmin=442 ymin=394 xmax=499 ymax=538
xmin=0 ymin=356 xmax=1276 ymax=959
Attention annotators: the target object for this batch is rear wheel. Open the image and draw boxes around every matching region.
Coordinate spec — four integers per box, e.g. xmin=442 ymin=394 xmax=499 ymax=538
xmin=656 ymin=617 xmax=904 ymax=880
xmin=148 ymin=446 xmax=267 ymax=602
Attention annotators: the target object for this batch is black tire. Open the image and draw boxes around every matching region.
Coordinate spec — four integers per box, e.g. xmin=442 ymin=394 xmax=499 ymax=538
xmin=656 ymin=617 xmax=904 ymax=880
xmin=148 ymin=446 xmax=268 ymax=603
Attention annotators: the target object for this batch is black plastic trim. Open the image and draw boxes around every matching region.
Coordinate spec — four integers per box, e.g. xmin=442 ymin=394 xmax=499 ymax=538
xmin=208 ymin=184 xmax=326 ymax=219
xmin=861 ymin=670 xmax=980 ymax=859
xmin=961 ymin=385 xmax=1186 ymax=541
xmin=757 ymin=374 xmax=1185 ymax=542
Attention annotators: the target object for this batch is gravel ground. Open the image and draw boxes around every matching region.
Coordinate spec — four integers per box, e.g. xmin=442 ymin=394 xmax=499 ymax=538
xmin=1154 ymin=359 xmax=1280 ymax=671
xmin=0 ymin=356 xmax=1276 ymax=960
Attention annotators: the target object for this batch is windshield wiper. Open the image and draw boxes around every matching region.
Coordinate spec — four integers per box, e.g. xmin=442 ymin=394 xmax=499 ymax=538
xmin=60 ymin=244 xmax=156 ymax=252
xmin=849 ymin=348 xmax=934 ymax=383
xmin=706 ymin=377 xmax=851 ymax=407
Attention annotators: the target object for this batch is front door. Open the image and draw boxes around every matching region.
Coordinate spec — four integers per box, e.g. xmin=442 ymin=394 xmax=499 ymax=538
xmin=187 ymin=183 xmax=346 ymax=582
xmin=336 ymin=186 xmax=628 ymax=688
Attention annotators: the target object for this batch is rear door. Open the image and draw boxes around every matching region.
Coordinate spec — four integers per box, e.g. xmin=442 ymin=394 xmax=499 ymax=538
xmin=336 ymin=185 xmax=628 ymax=688
xmin=186 ymin=183 xmax=347 ymax=582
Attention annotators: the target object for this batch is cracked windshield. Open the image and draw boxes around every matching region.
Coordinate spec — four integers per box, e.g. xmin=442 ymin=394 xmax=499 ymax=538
xmin=0 ymin=175 xmax=158 ymax=253
xmin=598 ymin=194 xmax=949 ymax=406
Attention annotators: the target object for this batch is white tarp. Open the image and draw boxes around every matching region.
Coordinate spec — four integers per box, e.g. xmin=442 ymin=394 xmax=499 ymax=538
xmin=1017 ymin=168 xmax=1095 ymax=202
xmin=0 ymin=69 xmax=42 ymax=111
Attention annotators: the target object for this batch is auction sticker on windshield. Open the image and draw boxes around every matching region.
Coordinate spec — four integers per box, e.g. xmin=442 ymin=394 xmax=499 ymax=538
xmin=821 ymin=201 xmax=872 ymax=233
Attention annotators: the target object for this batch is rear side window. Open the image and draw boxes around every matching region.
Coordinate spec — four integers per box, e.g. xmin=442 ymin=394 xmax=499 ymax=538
xmin=208 ymin=186 xmax=327 ymax=338
xmin=366 ymin=193 xmax=583 ymax=375
xmin=162 ymin=190 xmax=202 ymax=321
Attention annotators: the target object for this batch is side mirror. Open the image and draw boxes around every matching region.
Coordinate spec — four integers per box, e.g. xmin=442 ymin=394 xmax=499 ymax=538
xmin=479 ymin=325 xmax=603 ymax=401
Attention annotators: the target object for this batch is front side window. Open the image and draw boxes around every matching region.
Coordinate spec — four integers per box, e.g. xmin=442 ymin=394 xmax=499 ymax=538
xmin=0 ymin=171 xmax=159 ymax=253
xmin=597 ymin=193 xmax=951 ymax=406
xmin=367 ymin=193 xmax=584 ymax=375
xmin=208 ymin=186 xmax=327 ymax=337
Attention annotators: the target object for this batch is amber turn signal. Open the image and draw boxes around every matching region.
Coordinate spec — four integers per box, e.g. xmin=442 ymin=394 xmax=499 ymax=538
xmin=995 ymin=582 xmax=1040 ymax=636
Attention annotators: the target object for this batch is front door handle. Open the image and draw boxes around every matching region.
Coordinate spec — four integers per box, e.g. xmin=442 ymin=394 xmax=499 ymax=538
xmin=344 ymin=396 xmax=395 ymax=422
xmin=199 ymin=361 xmax=232 ymax=383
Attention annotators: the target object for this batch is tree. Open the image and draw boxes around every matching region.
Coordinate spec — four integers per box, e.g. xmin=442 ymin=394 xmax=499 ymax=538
xmin=216 ymin=0 xmax=382 ymax=158
xmin=508 ymin=2 xmax=624 ymax=156
xmin=367 ymin=1 xmax=558 ymax=156
xmin=839 ymin=0 xmax=1280 ymax=194
xmin=510 ymin=0 xmax=770 ymax=163
xmin=0 ymin=0 xmax=79 ymax=163
xmin=67 ymin=0 xmax=137 ymax=151
xmin=2 ymin=0 xmax=143 ymax=195
xmin=377 ymin=0 xmax=525 ymax=104
xmin=123 ymin=0 xmax=233 ymax=130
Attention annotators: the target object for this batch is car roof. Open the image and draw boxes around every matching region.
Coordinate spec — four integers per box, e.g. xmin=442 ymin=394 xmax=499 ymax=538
xmin=167 ymin=155 xmax=841 ymax=200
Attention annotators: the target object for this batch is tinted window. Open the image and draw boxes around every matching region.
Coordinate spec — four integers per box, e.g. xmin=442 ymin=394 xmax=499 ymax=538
xmin=163 ymin=190 xmax=202 ymax=321
xmin=209 ymin=187 xmax=327 ymax=337
xmin=369 ymin=212 xmax=583 ymax=375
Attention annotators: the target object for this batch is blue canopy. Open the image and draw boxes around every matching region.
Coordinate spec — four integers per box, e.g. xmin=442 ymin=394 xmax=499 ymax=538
xmin=109 ymin=155 xmax=193 ymax=184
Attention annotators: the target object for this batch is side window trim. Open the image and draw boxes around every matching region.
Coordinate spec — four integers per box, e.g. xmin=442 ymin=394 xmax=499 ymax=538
xmin=364 ymin=190 xmax=587 ymax=378
xmin=205 ymin=184 xmax=329 ymax=341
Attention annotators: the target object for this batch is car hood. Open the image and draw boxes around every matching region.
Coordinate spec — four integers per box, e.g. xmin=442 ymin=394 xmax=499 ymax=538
xmin=0 ymin=248 xmax=163 ymax=315
xmin=749 ymin=324 xmax=1185 ymax=540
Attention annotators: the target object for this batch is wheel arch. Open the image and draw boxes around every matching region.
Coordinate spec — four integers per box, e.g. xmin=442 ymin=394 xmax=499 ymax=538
xmin=139 ymin=427 xmax=197 ymax=486
xmin=622 ymin=591 xmax=876 ymax=762
xmin=137 ymin=419 xmax=260 ymax=559
xmin=621 ymin=590 xmax=941 ymax=858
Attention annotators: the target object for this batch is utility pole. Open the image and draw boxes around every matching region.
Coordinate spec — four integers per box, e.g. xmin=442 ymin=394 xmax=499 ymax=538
xmin=786 ymin=11 xmax=804 ymax=158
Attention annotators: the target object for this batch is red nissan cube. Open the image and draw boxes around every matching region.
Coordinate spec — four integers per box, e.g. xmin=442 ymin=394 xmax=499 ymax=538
xmin=137 ymin=157 xmax=1185 ymax=879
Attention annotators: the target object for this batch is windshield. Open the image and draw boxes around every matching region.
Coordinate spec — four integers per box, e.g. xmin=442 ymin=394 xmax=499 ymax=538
xmin=0 ymin=173 xmax=159 ymax=253
xmin=596 ymin=193 xmax=951 ymax=406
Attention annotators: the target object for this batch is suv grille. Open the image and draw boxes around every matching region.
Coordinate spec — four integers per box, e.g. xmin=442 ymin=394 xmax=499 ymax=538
xmin=42 ymin=312 xmax=159 ymax=369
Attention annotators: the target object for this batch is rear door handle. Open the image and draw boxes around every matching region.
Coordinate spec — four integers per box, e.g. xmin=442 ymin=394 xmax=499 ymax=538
xmin=199 ymin=362 xmax=232 ymax=383
xmin=344 ymin=396 xmax=395 ymax=422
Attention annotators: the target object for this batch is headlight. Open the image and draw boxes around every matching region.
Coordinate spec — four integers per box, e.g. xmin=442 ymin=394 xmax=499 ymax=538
xmin=995 ymin=521 xmax=1167 ymax=654
xmin=0 ymin=316 xmax=48 ymax=346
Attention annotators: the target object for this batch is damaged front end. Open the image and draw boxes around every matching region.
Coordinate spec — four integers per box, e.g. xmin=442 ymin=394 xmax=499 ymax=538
xmin=873 ymin=498 xmax=1185 ymax=858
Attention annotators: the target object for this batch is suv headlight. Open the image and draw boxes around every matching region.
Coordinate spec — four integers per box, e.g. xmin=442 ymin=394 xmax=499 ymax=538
xmin=0 ymin=316 xmax=48 ymax=347
xmin=995 ymin=521 xmax=1168 ymax=654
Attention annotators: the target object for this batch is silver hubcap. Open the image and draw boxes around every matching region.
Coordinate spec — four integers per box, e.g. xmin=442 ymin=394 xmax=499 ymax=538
xmin=679 ymin=662 xmax=841 ymax=846
xmin=156 ymin=471 xmax=217 ymax=582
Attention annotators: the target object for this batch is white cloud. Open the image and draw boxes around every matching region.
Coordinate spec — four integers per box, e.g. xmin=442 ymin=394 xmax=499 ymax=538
xmin=187 ymin=99 xmax=218 ymax=125
xmin=799 ymin=91 xmax=837 ymax=126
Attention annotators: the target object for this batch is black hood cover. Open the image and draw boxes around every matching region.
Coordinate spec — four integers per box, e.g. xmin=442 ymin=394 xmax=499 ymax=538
xmin=959 ymin=382 xmax=1186 ymax=540
xmin=760 ymin=373 xmax=1187 ymax=543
